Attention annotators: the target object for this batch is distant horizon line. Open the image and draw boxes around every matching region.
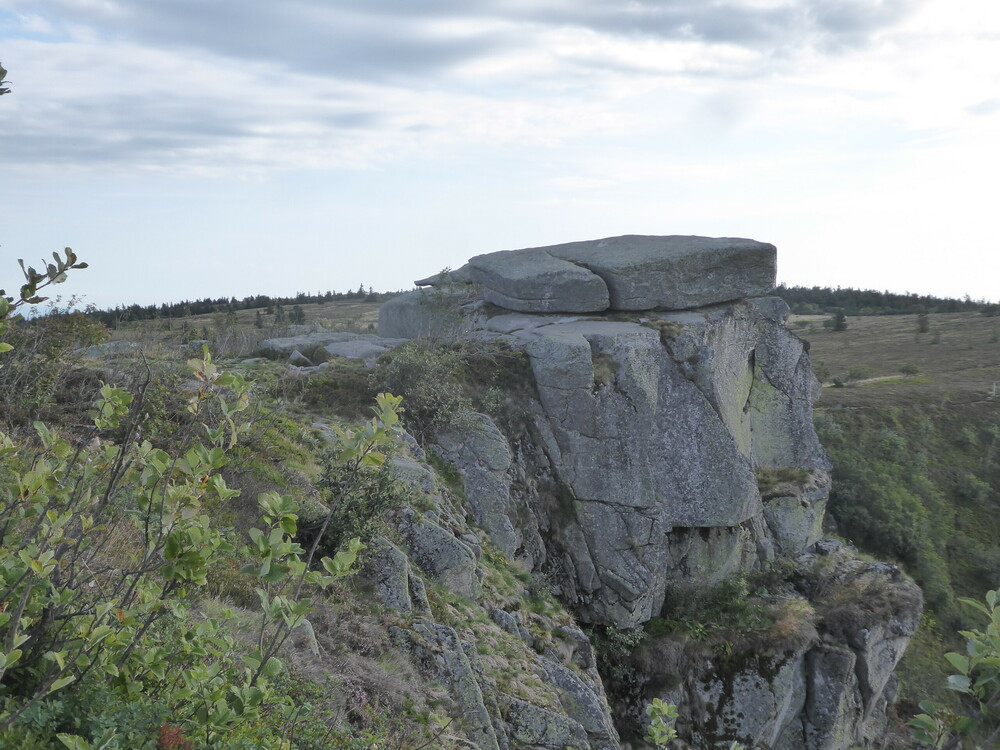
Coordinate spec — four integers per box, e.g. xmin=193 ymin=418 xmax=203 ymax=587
xmin=21 ymin=280 xmax=999 ymax=317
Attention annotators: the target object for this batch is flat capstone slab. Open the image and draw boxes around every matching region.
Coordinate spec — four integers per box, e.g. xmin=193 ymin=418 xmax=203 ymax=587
xmin=466 ymin=247 xmax=611 ymax=313
xmin=467 ymin=235 xmax=776 ymax=313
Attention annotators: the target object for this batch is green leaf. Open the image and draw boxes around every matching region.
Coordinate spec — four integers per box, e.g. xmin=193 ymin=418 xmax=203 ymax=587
xmin=945 ymin=652 xmax=970 ymax=674
xmin=907 ymin=714 xmax=939 ymax=732
xmin=261 ymin=656 xmax=282 ymax=678
xmin=89 ymin=625 xmax=114 ymax=643
xmin=960 ymin=597 xmax=991 ymax=617
xmin=48 ymin=675 xmax=77 ymax=694
xmin=0 ymin=649 xmax=21 ymax=669
xmin=946 ymin=674 xmax=971 ymax=692
xmin=45 ymin=649 xmax=67 ymax=670
xmin=56 ymin=734 xmax=90 ymax=750
xmin=0 ymin=342 xmax=12 ymax=353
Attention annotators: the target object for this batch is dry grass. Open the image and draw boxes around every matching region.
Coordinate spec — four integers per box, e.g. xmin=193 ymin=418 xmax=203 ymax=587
xmin=793 ymin=311 xmax=1000 ymax=408
xmin=107 ymin=299 xmax=385 ymax=359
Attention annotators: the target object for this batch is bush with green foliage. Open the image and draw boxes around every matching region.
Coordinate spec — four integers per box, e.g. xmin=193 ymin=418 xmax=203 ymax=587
xmin=908 ymin=589 xmax=1000 ymax=748
xmin=0 ymin=251 xmax=103 ymax=427
xmin=370 ymin=338 xmax=529 ymax=442
xmin=1 ymin=254 xmax=404 ymax=748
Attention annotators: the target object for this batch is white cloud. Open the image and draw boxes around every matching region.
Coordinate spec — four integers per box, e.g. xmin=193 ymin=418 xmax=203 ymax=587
xmin=2 ymin=0 xmax=999 ymax=304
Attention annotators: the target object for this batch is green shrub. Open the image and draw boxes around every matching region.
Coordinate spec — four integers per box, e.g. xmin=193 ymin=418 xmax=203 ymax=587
xmin=303 ymin=452 xmax=410 ymax=559
xmin=371 ymin=338 xmax=532 ymax=442
xmin=283 ymin=361 xmax=374 ymax=419
xmin=589 ymin=626 xmax=647 ymax=683
xmin=655 ymin=576 xmax=770 ymax=642
xmin=0 ymin=305 xmax=107 ymax=427
xmin=370 ymin=341 xmax=473 ymax=440
xmin=2 ymin=261 xmax=403 ymax=748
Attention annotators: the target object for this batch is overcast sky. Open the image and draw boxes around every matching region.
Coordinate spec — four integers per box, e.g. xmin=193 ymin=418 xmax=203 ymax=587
xmin=1 ymin=0 xmax=998 ymax=308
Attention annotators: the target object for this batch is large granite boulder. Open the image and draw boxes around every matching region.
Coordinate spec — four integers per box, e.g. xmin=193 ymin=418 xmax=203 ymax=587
xmin=467 ymin=247 xmax=611 ymax=313
xmin=458 ymin=235 xmax=776 ymax=314
xmin=436 ymin=414 xmax=522 ymax=559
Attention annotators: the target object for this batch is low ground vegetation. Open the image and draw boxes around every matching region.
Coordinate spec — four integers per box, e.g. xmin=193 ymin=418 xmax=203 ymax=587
xmin=0 ymin=257 xmax=459 ymax=748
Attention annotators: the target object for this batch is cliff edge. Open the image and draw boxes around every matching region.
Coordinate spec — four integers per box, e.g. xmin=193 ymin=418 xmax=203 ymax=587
xmin=369 ymin=235 xmax=921 ymax=749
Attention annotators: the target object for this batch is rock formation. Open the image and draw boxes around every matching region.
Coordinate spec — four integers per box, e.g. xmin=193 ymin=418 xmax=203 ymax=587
xmin=363 ymin=235 xmax=920 ymax=749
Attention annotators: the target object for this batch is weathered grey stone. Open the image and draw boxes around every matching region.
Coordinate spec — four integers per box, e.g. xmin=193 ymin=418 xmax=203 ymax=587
xmin=403 ymin=619 xmax=502 ymax=750
xmin=260 ymin=331 xmax=406 ymax=359
xmin=465 ymin=235 xmax=772 ymax=314
xmin=322 ymin=339 xmax=391 ymax=361
xmin=503 ymin=698 xmax=589 ymax=749
xmin=463 ymin=235 xmax=775 ymax=313
xmin=73 ymin=341 xmax=140 ymax=358
xmin=663 ymin=523 xmax=760 ymax=589
xmin=484 ymin=312 xmax=583 ymax=334
xmin=398 ymin=508 xmax=479 ymax=599
xmin=548 ymin=235 xmax=775 ymax=310
xmin=436 ymin=413 xmax=520 ymax=559
xmin=288 ymin=349 xmax=313 ymax=367
xmin=538 ymin=659 xmax=619 ymax=743
xmin=746 ymin=307 xmax=831 ymax=472
xmin=415 ymin=263 xmax=476 ymax=286
xmin=408 ymin=570 xmax=431 ymax=613
xmin=489 ymin=608 xmax=533 ymax=646
xmin=378 ymin=287 xmax=486 ymax=339
xmin=361 ymin=537 xmax=414 ymax=614
xmin=467 ymin=247 xmax=610 ymax=313
xmin=763 ymin=494 xmax=826 ymax=557
xmin=804 ymin=645 xmax=864 ymax=750
xmin=383 ymin=239 xmax=913 ymax=749
xmin=553 ymin=627 xmax=596 ymax=671
xmin=512 ymin=319 xmax=760 ymax=625
xmin=688 ymin=650 xmax=810 ymax=749
xmin=390 ymin=456 xmax=437 ymax=493
xmin=832 ymin=565 xmax=922 ymax=728
xmin=520 ymin=321 xmax=759 ymax=526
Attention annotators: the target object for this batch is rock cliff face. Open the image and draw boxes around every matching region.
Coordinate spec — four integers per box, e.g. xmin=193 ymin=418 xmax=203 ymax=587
xmin=367 ymin=235 xmax=920 ymax=749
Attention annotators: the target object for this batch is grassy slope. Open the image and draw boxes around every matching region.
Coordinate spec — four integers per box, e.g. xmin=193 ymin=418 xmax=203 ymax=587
xmin=798 ymin=310 xmax=1000 ymax=710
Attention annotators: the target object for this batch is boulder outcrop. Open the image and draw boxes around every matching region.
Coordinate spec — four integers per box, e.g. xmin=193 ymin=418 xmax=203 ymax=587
xmin=413 ymin=235 xmax=776 ymax=315
xmin=365 ymin=235 xmax=920 ymax=749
